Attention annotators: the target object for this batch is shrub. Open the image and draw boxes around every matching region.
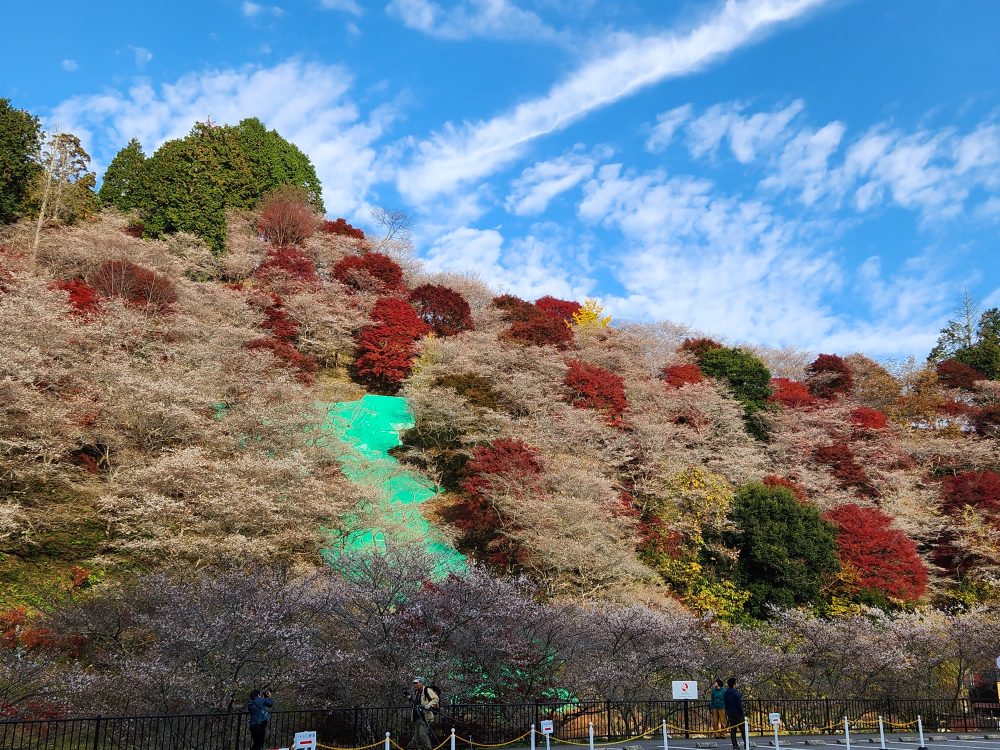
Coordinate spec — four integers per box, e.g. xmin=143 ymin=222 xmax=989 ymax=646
xmin=370 ymin=297 xmax=431 ymax=340
xmin=89 ymin=259 xmax=178 ymax=312
xmin=257 ymin=186 xmax=316 ymax=246
xmin=850 ymin=407 xmax=888 ymax=431
xmin=253 ymin=247 xmax=320 ymax=286
xmin=434 ymin=373 xmax=502 ymax=410
xmin=51 ymin=279 xmax=100 ymax=317
xmin=806 ymin=354 xmax=854 ymax=399
xmin=563 ymin=360 xmax=628 ymax=425
xmin=321 ymin=217 xmax=365 ymax=239
xmin=409 ymin=284 xmax=474 ymax=336
xmin=661 ymin=363 xmax=703 ymax=388
xmin=680 ymin=337 xmax=723 ymax=359
xmin=333 ymin=252 xmax=404 ymax=293
xmin=491 ymin=294 xmax=536 ymax=323
xmin=940 ymin=471 xmax=1000 ymax=517
xmin=762 ymin=475 xmax=808 ymax=502
xmin=769 ymin=378 xmax=816 ymax=408
xmin=505 ymin=314 xmax=574 ymax=348
xmin=259 ymin=294 xmax=299 ymax=343
xmin=726 ymin=482 xmax=840 ymax=616
xmin=535 ymin=295 xmax=582 ymax=323
xmin=824 ymin=504 xmax=927 ymax=603
xmin=973 ymin=405 xmax=1000 ymax=438
xmin=814 ymin=442 xmax=876 ymax=497
xmin=698 ymin=347 xmax=772 ymax=409
xmin=352 ymin=298 xmax=430 ymax=392
xmin=936 ymin=359 xmax=985 ymax=391
xmin=245 ymin=337 xmax=317 ymax=384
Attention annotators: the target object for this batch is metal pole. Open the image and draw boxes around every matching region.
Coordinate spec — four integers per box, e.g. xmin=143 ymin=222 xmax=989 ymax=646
xmin=878 ymin=716 xmax=886 ymax=750
xmin=93 ymin=716 xmax=102 ymax=750
xmin=773 ymin=720 xmax=780 ymax=750
xmin=844 ymin=717 xmax=851 ymax=750
xmin=684 ymin=702 xmax=690 ymax=740
xmin=452 ymin=727 xmax=457 ymax=750
xmin=662 ymin=719 xmax=669 ymax=750
xmin=917 ymin=715 xmax=927 ymax=750
xmin=744 ymin=717 xmax=750 ymax=750
xmin=545 ymin=731 xmax=551 ymax=750
xmin=385 ymin=731 xmax=391 ymax=750
xmin=589 ymin=721 xmax=595 ymax=750
xmin=531 ymin=725 xmax=536 ymax=750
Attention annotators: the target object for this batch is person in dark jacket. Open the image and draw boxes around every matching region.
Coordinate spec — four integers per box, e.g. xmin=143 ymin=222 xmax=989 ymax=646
xmin=248 ymin=689 xmax=273 ymax=750
xmin=709 ymin=678 xmax=727 ymax=738
xmin=724 ymin=677 xmax=748 ymax=750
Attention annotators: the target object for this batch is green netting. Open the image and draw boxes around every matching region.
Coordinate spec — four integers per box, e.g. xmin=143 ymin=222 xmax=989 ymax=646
xmin=319 ymin=394 xmax=466 ymax=575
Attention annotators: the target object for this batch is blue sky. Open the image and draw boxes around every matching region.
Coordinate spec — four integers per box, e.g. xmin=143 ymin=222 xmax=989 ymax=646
xmin=3 ymin=0 xmax=999 ymax=357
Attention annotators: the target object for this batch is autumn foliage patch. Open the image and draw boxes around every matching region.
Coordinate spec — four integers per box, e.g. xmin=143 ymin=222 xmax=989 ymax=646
xmin=563 ymin=359 xmax=628 ymax=425
xmin=321 ymin=217 xmax=365 ymax=239
xmin=680 ymin=337 xmax=723 ymax=359
xmin=51 ymin=279 xmax=100 ymax=316
xmin=936 ymin=359 xmax=985 ymax=390
xmin=352 ymin=297 xmax=430 ymax=392
xmin=762 ymin=475 xmax=808 ymax=502
xmin=333 ymin=252 xmax=404 ymax=293
xmin=769 ymin=378 xmax=817 ymax=408
xmin=661 ymin=363 xmax=703 ymax=388
xmin=89 ymin=259 xmax=177 ymax=312
xmin=534 ymin=295 xmax=582 ymax=323
xmin=850 ymin=407 xmax=888 ymax=431
xmin=806 ymin=354 xmax=854 ymax=399
xmin=825 ymin=504 xmax=927 ymax=602
xmin=253 ymin=247 xmax=320 ymax=287
xmin=409 ymin=284 xmax=474 ymax=336
xmin=245 ymin=337 xmax=317 ymax=383
xmin=814 ymin=442 xmax=877 ymax=497
xmin=257 ymin=190 xmax=316 ymax=246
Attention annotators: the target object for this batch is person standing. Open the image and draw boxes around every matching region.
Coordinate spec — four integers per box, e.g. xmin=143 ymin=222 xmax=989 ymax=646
xmin=724 ymin=677 xmax=748 ymax=750
xmin=409 ymin=677 xmax=440 ymax=750
xmin=709 ymin=679 xmax=727 ymax=738
xmin=248 ymin=689 xmax=273 ymax=750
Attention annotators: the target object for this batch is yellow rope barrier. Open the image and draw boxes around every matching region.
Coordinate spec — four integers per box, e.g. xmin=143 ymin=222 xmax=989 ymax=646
xmin=551 ymin=726 xmax=659 ymax=746
xmin=317 ymin=741 xmax=386 ymax=750
xmin=465 ymin=730 xmax=535 ymax=747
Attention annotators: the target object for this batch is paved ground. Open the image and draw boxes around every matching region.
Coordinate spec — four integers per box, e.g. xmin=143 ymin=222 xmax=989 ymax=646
xmin=529 ymin=733 xmax=1000 ymax=750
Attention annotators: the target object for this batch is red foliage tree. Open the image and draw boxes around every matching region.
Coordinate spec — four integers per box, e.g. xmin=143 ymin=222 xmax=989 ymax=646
xmin=936 ymin=359 xmax=985 ymax=390
xmin=850 ymin=406 xmax=888 ymax=431
xmin=762 ymin=475 xmax=808 ymax=502
xmin=253 ymin=247 xmax=320 ymax=287
xmin=258 ymin=293 xmax=299 ymax=343
xmin=679 ymin=337 xmax=723 ymax=359
xmin=245 ymin=337 xmax=317 ymax=384
xmin=321 ymin=217 xmax=365 ymax=239
xmin=806 ymin=354 xmax=854 ymax=399
xmin=89 ymin=259 xmax=178 ymax=312
xmin=660 ymin=363 xmax=704 ymax=388
xmin=491 ymin=294 xmax=537 ymax=323
xmin=51 ymin=279 xmax=100 ymax=317
xmin=814 ymin=442 xmax=876 ymax=497
xmin=451 ymin=439 xmax=545 ymax=567
xmin=352 ymin=298 xmax=430 ymax=392
xmin=409 ymin=284 xmax=474 ymax=336
xmin=973 ymin=405 xmax=1000 ymax=438
xmin=940 ymin=471 xmax=1000 ymax=517
xmin=333 ymin=252 xmax=404 ymax=293
xmin=825 ymin=504 xmax=927 ymax=602
xmin=504 ymin=313 xmax=574 ymax=348
xmin=257 ymin=191 xmax=316 ymax=246
xmin=563 ymin=359 xmax=628 ymax=426
xmin=370 ymin=297 xmax=431 ymax=340
xmin=535 ymin=295 xmax=582 ymax=323
xmin=768 ymin=377 xmax=817 ymax=408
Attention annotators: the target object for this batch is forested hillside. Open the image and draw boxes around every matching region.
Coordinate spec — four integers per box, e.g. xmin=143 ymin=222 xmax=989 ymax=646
xmin=1 ymin=101 xmax=998 ymax=717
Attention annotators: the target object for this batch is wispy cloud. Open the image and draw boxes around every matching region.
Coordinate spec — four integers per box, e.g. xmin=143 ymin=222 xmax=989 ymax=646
xmin=320 ymin=0 xmax=363 ymax=15
xmin=505 ymin=147 xmax=605 ymax=215
xmin=686 ymin=99 xmax=804 ymax=162
xmin=50 ymin=60 xmax=392 ymax=218
xmin=645 ymin=104 xmax=693 ymax=153
xmin=129 ymin=46 xmax=154 ymax=68
xmin=242 ymin=1 xmax=285 ymax=18
xmin=386 ymin=0 xmax=560 ymax=42
xmin=61 ymin=59 xmax=79 ymax=72
xmin=394 ymin=0 xmax=831 ymax=202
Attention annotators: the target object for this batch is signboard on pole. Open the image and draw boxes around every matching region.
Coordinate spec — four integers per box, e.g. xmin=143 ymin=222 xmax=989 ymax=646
xmin=540 ymin=721 xmax=554 ymax=735
xmin=769 ymin=713 xmax=781 ymax=726
xmin=293 ymin=731 xmax=317 ymax=750
xmin=671 ymin=681 xmax=698 ymax=700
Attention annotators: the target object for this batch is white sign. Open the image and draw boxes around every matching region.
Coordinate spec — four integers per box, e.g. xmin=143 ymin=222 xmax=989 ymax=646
xmin=769 ymin=713 xmax=781 ymax=726
xmin=293 ymin=731 xmax=317 ymax=750
xmin=995 ymin=655 xmax=1000 ymax=669
xmin=671 ymin=681 xmax=698 ymax=700
xmin=540 ymin=720 xmax=555 ymax=735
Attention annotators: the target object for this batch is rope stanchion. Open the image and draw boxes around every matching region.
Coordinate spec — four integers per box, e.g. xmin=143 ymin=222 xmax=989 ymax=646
xmin=551 ymin=726 xmax=659 ymax=747
xmin=317 ymin=741 xmax=386 ymax=750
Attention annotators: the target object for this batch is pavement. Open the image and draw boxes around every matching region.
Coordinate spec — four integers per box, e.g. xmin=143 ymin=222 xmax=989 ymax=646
xmin=526 ymin=733 xmax=1000 ymax=750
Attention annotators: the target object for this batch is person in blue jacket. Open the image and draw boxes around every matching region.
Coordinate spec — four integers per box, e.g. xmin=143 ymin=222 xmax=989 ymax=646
xmin=724 ymin=677 xmax=748 ymax=750
xmin=248 ymin=689 xmax=274 ymax=750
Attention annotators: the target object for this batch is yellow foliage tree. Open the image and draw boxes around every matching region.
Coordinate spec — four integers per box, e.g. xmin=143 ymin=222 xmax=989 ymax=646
xmin=571 ymin=298 xmax=612 ymax=330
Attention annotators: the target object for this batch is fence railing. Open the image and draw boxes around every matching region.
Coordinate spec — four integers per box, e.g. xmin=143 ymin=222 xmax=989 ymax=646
xmin=2 ymin=697 xmax=999 ymax=750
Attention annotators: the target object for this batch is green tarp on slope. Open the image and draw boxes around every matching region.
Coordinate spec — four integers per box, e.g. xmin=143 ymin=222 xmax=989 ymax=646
xmin=319 ymin=394 xmax=466 ymax=574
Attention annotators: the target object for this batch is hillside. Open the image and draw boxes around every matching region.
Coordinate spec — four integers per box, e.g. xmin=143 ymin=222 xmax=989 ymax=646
xmin=1 ymin=110 xmax=999 ymax=717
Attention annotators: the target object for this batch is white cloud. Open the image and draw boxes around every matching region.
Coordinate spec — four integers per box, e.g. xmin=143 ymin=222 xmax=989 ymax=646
xmin=49 ymin=60 xmax=392 ymax=218
xmin=686 ymin=99 xmax=804 ymax=162
xmin=386 ymin=0 xmax=559 ymax=42
xmin=394 ymin=0 xmax=830 ymax=201
xmin=61 ymin=59 xmax=79 ymax=72
xmin=505 ymin=148 xmax=599 ymax=215
xmin=242 ymin=1 xmax=285 ymax=18
xmin=422 ymin=224 xmax=592 ymax=300
xmin=320 ymin=0 xmax=363 ymax=13
xmin=645 ymin=104 xmax=692 ymax=153
xmin=130 ymin=46 xmax=154 ymax=68
xmin=759 ymin=120 xmax=846 ymax=204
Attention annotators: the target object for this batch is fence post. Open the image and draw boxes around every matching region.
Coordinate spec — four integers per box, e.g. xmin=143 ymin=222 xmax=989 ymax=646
xmin=917 ymin=715 xmax=926 ymax=750
xmin=531 ymin=725 xmax=536 ymax=750
xmin=824 ymin=700 xmax=832 ymax=736
xmin=605 ymin=699 xmax=612 ymax=741
xmin=452 ymin=727 xmax=457 ymax=750
xmin=92 ymin=715 xmax=102 ymax=750
xmin=683 ymin=701 xmax=690 ymax=739
xmin=843 ymin=717 xmax=851 ymax=750
xmin=878 ymin=715 xmax=886 ymax=750
xmin=744 ymin=717 xmax=750 ymax=749
xmin=662 ymin=719 xmax=669 ymax=750
xmin=385 ymin=730 xmax=391 ymax=750
xmin=589 ymin=721 xmax=595 ymax=750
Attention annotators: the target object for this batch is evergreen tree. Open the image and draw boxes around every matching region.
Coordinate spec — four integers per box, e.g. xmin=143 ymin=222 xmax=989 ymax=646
xmin=726 ymin=483 xmax=840 ymax=616
xmin=99 ymin=138 xmax=147 ymax=212
xmin=234 ymin=118 xmax=324 ymax=211
xmin=0 ymin=98 xmax=42 ymax=224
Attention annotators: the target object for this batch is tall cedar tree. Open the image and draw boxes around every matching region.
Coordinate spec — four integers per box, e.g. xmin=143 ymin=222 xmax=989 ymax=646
xmin=409 ymin=284 xmax=474 ymax=336
xmin=824 ymin=504 xmax=927 ymax=603
xmin=563 ymin=359 xmax=628 ymax=426
xmin=0 ymin=98 xmax=42 ymax=224
xmin=726 ymin=482 xmax=840 ymax=616
xmin=98 ymin=138 xmax=147 ymax=212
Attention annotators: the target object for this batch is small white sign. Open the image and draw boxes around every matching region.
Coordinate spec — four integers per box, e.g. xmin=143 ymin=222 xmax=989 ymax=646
xmin=540 ymin=720 xmax=555 ymax=735
xmin=671 ymin=680 xmax=698 ymax=700
xmin=293 ymin=731 xmax=317 ymax=750
xmin=769 ymin=713 xmax=781 ymax=726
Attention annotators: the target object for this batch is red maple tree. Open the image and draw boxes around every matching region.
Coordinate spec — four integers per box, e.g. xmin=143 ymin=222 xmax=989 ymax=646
xmin=321 ymin=217 xmax=365 ymax=239
xmin=253 ymin=247 xmax=320 ymax=287
xmin=661 ymin=363 xmax=704 ymax=388
xmin=825 ymin=504 xmax=927 ymax=602
xmin=936 ymin=359 xmax=985 ymax=390
xmin=51 ymin=279 xmax=100 ymax=317
xmin=679 ymin=337 xmax=723 ymax=359
xmin=806 ymin=354 xmax=854 ymax=399
xmin=762 ymin=475 xmax=808 ymax=502
xmin=850 ymin=406 xmax=888 ymax=431
xmin=769 ymin=377 xmax=817 ymax=407
xmin=352 ymin=297 xmax=430 ymax=392
xmin=409 ymin=284 xmax=474 ymax=336
xmin=89 ymin=259 xmax=178 ymax=312
xmin=814 ymin=442 xmax=877 ymax=497
xmin=564 ymin=359 xmax=628 ymax=426
xmin=257 ymin=192 xmax=316 ymax=246
xmin=535 ymin=295 xmax=582 ymax=323
xmin=333 ymin=252 xmax=404 ymax=293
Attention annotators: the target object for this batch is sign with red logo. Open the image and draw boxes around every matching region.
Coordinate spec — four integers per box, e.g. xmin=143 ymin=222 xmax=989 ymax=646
xmin=671 ymin=681 xmax=698 ymax=700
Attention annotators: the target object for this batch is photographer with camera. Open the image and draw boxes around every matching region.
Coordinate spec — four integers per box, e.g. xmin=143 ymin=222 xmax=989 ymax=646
xmin=247 ymin=688 xmax=274 ymax=750
xmin=408 ymin=677 xmax=439 ymax=750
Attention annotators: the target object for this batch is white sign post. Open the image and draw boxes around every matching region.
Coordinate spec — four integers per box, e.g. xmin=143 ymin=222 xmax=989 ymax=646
xmin=541 ymin=719 xmax=554 ymax=750
xmin=671 ymin=681 xmax=699 ymax=700
xmin=293 ymin=731 xmax=317 ymax=750
xmin=769 ymin=714 xmax=781 ymax=750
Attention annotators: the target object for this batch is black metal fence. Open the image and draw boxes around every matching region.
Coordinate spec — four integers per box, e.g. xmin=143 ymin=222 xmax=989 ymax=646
xmin=2 ymin=698 xmax=999 ymax=750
